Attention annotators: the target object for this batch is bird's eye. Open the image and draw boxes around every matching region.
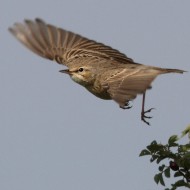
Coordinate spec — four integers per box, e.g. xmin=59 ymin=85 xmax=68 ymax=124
xmin=78 ymin=68 xmax=84 ymax=72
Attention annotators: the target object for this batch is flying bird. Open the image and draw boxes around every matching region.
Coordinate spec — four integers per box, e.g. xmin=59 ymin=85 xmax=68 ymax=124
xmin=9 ymin=18 xmax=185 ymax=125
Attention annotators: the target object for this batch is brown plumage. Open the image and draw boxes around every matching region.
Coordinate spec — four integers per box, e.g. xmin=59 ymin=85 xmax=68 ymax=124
xmin=9 ymin=18 xmax=185 ymax=125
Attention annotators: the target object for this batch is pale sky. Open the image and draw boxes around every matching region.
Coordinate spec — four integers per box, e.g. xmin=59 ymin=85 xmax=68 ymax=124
xmin=1 ymin=0 xmax=190 ymax=190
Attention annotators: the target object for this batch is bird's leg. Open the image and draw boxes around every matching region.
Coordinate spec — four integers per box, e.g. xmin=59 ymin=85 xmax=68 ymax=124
xmin=120 ymin=101 xmax=132 ymax=109
xmin=141 ymin=92 xmax=154 ymax=125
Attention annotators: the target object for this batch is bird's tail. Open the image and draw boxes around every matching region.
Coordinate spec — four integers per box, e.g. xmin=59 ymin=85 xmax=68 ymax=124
xmin=158 ymin=68 xmax=186 ymax=74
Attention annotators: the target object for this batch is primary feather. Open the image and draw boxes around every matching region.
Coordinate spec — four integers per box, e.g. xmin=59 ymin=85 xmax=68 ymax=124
xmin=9 ymin=18 xmax=134 ymax=66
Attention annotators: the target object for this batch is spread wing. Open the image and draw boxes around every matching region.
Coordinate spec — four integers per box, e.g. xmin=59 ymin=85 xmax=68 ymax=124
xmin=102 ymin=67 xmax=160 ymax=108
xmin=9 ymin=18 xmax=135 ymax=66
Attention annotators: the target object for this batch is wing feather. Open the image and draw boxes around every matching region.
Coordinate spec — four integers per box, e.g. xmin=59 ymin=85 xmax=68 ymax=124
xmin=9 ymin=18 xmax=135 ymax=66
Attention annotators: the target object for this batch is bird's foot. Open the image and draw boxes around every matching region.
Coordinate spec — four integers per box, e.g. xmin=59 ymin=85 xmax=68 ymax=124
xmin=141 ymin=108 xmax=155 ymax=126
xmin=120 ymin=102 xmax=132 ymax=109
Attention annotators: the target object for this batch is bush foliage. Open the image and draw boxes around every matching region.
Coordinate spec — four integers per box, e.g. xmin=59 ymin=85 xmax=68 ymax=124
xmin=140 ymin=125 xmax=190 ymax=190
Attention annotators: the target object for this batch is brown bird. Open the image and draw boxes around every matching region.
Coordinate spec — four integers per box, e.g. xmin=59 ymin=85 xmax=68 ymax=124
xmin=9 ymin=18 xmax=185 ymax=125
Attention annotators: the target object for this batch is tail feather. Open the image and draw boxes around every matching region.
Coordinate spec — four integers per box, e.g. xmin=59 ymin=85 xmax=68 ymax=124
xmin=159 ymin=68 xmax=186 ymax=74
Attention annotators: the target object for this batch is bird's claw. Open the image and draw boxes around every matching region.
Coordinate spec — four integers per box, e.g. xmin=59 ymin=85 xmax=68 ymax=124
xmin=144 ymin=108 xmax=155 ymax=114
xmin=141 ymin=108 xmax=155 ymax=126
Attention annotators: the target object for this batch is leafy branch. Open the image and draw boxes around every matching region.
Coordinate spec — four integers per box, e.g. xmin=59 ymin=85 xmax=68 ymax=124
xmin=139 ymin=125 xmax=190 ymax=190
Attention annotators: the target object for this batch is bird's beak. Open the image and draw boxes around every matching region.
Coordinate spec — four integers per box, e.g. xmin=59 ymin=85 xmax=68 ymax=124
xmin=59 ymin=69 xmax=71 ymax=75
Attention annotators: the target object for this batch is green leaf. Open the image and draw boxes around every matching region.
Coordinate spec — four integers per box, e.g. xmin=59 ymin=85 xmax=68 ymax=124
xmin=178 ymin=156 xmax=190 ymax=169
xmin=181 ymin=125 xmax=190 ymax=139
xmin=159 ymin=164 xmax=165 ymax=172
xmin=168 ymin=135 xmax=178 ymax=145
xmin=184 ymin=152 xmax=190 ymax=159
xmin=159 ymin=173 xmax=165 ymax=186
xmin=184 ymin=183 xmax=190 ymax=188
xmin=139 ymin=149 xmax=150 ymax=156
xmin=151 ymin=140 xmax=158 ymax=145
xmin=178 ymin=145 xmax=187 ymax=152
xmin=164 ymin=167 xmax=170 ymax=178
xmin=147 ymin=144 xmax=165 ymax=154
xmin=183 ymin=157 xmax=190 ymax=169
xmin=183 ymin=144 xmax=190 ymax=150
xmin=146 ymin=141 xmax=161 ymax=152
xmin=178 ymin=145 xmax=190 ymax=152
xmin=174 ymin=179 xmax=187 ymax=187
xmin=174 ymin=171 xmax=183 ymax=177
xmin=154 ymin=173 xmax=165 ymax=186
xmin=154 ymin=174 xmax=160 ymax=184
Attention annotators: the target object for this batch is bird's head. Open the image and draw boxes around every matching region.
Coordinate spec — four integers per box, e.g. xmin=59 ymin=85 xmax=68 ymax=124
xmin=59 ymin=66 xmax=96 ymax=86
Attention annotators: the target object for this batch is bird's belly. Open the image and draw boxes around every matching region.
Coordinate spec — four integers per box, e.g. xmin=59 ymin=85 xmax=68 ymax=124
xmin=85 ymin=85 xmax=111 ymax=100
